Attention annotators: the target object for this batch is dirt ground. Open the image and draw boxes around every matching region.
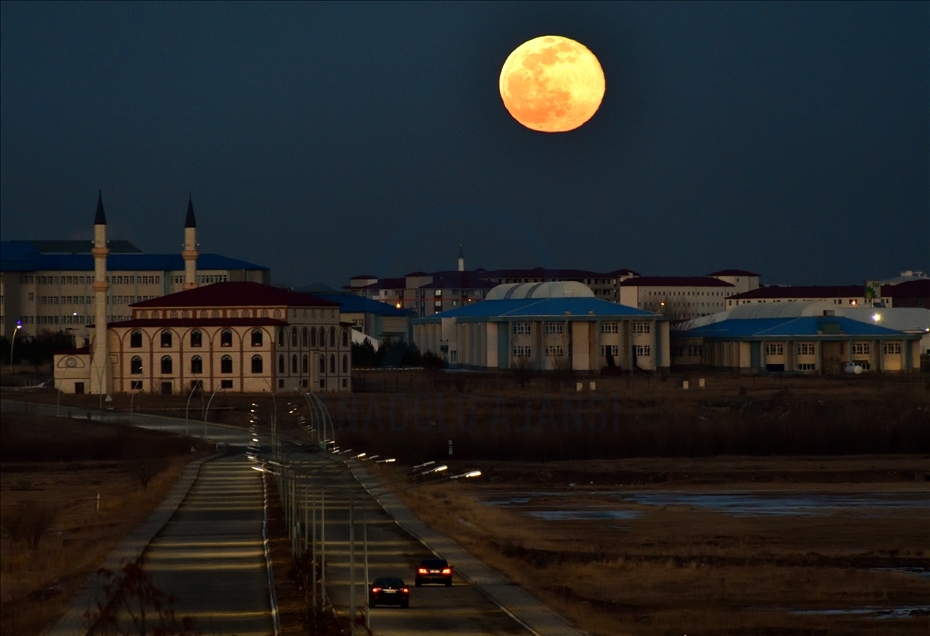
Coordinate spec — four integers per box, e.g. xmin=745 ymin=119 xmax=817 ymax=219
xmin=387 ymin=456 xmax=930 ymax=636
xmin=0 ymin=412 xmax=207 ymax=636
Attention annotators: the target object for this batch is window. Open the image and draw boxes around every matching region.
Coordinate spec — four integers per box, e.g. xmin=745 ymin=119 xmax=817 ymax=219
xmin=278 ymin=354 xmax=285 ymax=374
xmin=512 ymin=345 xmax=532 ymax=358
xmin=302 ymin=327 xmax=309 ymax=347
xmin=190 ymin=380 xmax=203 ymax=391
xmin=291 ymin=328 xmax=298 ymax=347
xmin=545 ymin=345 xmax=564 ymax=357
xmin=853 ymin=342 xmax=870 ymax=356
xmin=319 ymin=355 xmax=326 ymax=374
xmin=161 ymin=330 xmax=172 ymax=347
xmin=130 ymin=380 xmax=143 ymax=390
xmin=600 ymin=322 xmax=619 ymax=334
xmin=191 ymin=356 xmax=202 ymax=374
xmin=250 ymin=329 xmax=262 ymax=347
xmin=687 ymin=345 xmax=703 ymax=357
xmin=342 ymin=354 xmax=348 ymax=373
xmin=512 ymin=322 xmax=531 ymax=335
xmin=765 ymin=343 xmax=784 ymax=356
xmin=882 ymin=342 xmax=901 ymax=354
xmin=130 ymin=330 xmax=142 ymax=348
xmin=302 ymin=354 xmax=308 ymax=373
xmin=330 ymin=354 xmax=336 ymax=373
xmin=311 ymin=328 xmax=317 ymax=346
xmin=544 ymin=322 xmax=563 ymax=334
xmin=278 ymin=329 xmax=285 ymax=347
xmin=600 ymin=345 xmax=619 ymax=357
xmin=635 ymin=345 xmax=651 ymax=357
xmin=351 ymin=318 xmax=364 ymax=332
xmin=251 ymin=355 xmax=263 ymax=373
xmin=221 ymin=329 xmax=233 ymax=347
xmin=798 ymin=363 xmax=816 ymax=371
xmin=329 ymin=328 xmax=335 ymax=347
xmin=221 ymin=380 xmax=233 ymax=389
xmin=131 ymin=356 xmax=143 ymax=375
xmin=191 ymin=330 xmax=203 ymax=348
xmin=291 ymin=354 xmax=297 ymax=373
xmin=319 ymin=327 xmax=326 ymax=347
xmin=632 ymin=321 xmax=651 ymax=334
xmin=221 ymin=355 xmax=233 ymax=374
xmin=342 ymin=329 xmax=349 ymax=347
xmin=161 ymin=356 xmax=173 ymax=374
xmin=797 ymin=343 xmax=815 ymax=355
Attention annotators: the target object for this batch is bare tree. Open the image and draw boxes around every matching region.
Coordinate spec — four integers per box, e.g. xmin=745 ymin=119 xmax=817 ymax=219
xmin=641 ymin=300 xmax=693 ymax=329
xmin=511 ymin=356 xmax=535 ymax=388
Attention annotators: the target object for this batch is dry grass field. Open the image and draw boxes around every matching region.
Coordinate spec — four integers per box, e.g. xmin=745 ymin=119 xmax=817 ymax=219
xmin=0 ymin=412 xmax=208 ymax=636
xmin=387 ymin=457 xmax=930 ymax=636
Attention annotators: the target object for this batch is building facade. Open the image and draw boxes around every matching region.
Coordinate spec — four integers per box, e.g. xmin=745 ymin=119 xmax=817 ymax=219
xmin=619 ymin=276 xmax=738 ymax=320
xmin=413 ymin=282 xmax=670 ymax=372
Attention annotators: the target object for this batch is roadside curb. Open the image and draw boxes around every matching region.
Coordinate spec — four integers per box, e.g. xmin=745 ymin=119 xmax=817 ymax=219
xmin=42 ymin=452 xmax=225 ymax=636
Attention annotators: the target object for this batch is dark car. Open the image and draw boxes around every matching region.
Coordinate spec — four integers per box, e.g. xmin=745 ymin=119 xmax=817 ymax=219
xmin=369 ymin=577 xmax=409 ymax=608
xmin=415 ymin=558 xmax=453 ymax=586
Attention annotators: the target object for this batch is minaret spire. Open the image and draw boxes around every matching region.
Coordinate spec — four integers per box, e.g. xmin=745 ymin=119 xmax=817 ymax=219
xmin=457 ymin=244 xmax=465 ymax=272
xmin=182 ymin=194 xmax=199 ymax=290
xmin=90 ymin=191 xmax=110 ymax=396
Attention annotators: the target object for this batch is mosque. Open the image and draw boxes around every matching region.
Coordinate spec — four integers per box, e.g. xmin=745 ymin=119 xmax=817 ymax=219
xmin=53 ymin=195 xmax=352 ymax=395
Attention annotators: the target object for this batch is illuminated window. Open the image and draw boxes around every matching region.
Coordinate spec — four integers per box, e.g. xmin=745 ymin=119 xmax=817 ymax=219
xmin=251 ymin=329 xmax=263 ymax=346
xmin=221 ymin=329 xmax=232 ymax=347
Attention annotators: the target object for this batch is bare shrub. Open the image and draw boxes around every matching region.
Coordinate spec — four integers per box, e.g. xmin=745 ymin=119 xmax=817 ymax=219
xmin=3 ymin=500 xmax=56 ymax=551
xmin=84 ymin=562 xmax=198 ymax=635
xmin=26 ymin=506 xmax=56 ymax=550
xmin=132 ymin=459 xmax=166 ymax=490
xmin=511 ymin=356 xmax=535 ymax=388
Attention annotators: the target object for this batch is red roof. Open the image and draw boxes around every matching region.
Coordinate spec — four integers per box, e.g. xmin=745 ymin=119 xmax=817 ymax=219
xmin=130 ymin=282 xmax=339 ymax=309
xmin=92 ymin=318 xmax=288 ymax=329
xmin=881 ymin=279 xmax=930 ymax=297
xmin=707 ymin=269 xmax=761 ymax=277
xmin=619 ymin=276 xmax=734 ymax=287
xmin=729 ymin=285 xmax=864 ymax=300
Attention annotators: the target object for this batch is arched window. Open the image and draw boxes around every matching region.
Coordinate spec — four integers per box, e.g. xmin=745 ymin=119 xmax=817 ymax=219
xmin=319 ymin=327 xmax=326 ymax=347
xmin=191 ymin=356 xmax=202 ymax=374
xmin=161 ymin=355 xmax=173 ymax=374
xmin=342 ymin=354 xmax=348 ymax=373
xmin=221 ymin=355 xmax=233 ymax=374
xmin=161 ymin=330 xmax=172 ymax=348
xmin=212 ymin=310 xmax=220 ymax=318
xmin=169 ymin=310 xmax=178 ymax=318
xmin=261 ymin=309 xmax=269 ymax=318
xmin=139 ymin=311 xmax=148 ymax=319
xmin=277 ymin=329 xmax=285 ymax=347
xmin=302 ymin=327 xmax=309 ymax=347
xmin=242 ymin=309 xmax=250 ymax=318
xmin=278 ymin=354 xmax=285 ymax=374
xmin=291 ymin=354 xmax=297 ymax=373
xmin=291 ymin=328 xmax=298 ymax=347
xmin=130 ymin=330 xmax=142 ymax=348
xmin=319 ymin=354 xmax=325 ymax=374
xmin=152 ymin=311 xmax=160 ymax=319
xmin=311 ymin=328 xmax=317 ymax=347
xmin=181 ymin=310 xmax=189 ymax=318
xmin=221 ymin=329 xmax=233 ymax=347
xmin=251 ymin=329 xmax=263 ymax=347
xmin=273 ymin=309 xmax=281 ymax=318
xmin=230 ymin=309 xmax=238 ymax=318
xmin=329 ymin=354 xmax=336 ymax=374
xmin=342 ymin=329 xmax=349 ymax=347
xmin=251 ymin=355 xmax=263 ymax=373
xmin=190 ymin=330 xmax=202 ymax=348
xmin=329 ymin=328 xmax=335 ymax=347
xmin=302 ymin=354 xmax=308 ymax=373
xmin=130 ymin=356 xmax=142 ymax=374
xmin=199 ymin=310 xmax=208 ymax=318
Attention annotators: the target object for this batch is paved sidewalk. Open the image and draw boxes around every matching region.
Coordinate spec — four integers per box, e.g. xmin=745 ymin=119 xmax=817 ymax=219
xmin=43 ymin=454 xmax=219 ymax=636
xmin=350 ymin=464 xmax=588 ymax=636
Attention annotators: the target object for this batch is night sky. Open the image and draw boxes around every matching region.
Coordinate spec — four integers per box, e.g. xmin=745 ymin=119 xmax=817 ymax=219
xmin=1 ymin=2 xmax=927 ymax=287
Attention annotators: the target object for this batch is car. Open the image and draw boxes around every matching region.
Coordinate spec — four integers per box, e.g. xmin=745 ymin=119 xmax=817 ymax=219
xmin=369 ymin=577 xmax=409 ymax=608
xmin=415 ymin=557 xmax=453 ymax=586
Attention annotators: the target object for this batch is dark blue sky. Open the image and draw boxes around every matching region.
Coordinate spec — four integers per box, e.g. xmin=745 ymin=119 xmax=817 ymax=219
xmin=1 ymin=1 xmax=927 ymax=286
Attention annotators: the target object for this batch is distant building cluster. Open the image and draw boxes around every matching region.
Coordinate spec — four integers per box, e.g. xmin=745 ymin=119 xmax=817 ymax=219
xmin=2 ymin=195 xmax=928 ymax=392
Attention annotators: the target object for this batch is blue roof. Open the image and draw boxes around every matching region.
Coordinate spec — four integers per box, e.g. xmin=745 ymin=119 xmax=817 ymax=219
xmin=680 ymin=317 xmax=905 ymax=339
xmin=0 ymin=241 xmax=267 ymax=272
xmin=416 ymin=297 xmax=659 ymax=322
xmin=313 ymin=294 xmax=413 ymax=316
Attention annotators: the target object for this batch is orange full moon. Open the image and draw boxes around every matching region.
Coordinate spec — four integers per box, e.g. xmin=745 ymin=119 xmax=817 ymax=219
xmin=499 ymin=35 xmax=605 ymax=133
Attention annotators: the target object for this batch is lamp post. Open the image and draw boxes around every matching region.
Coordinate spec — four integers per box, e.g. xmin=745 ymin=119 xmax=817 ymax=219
xmin=203 ymin=385 xmax=220 ymax=439
xmin=184 ymin=380 xmax=200 ymax=437
xmin=9 ymin=321 xmax=22 ymax=375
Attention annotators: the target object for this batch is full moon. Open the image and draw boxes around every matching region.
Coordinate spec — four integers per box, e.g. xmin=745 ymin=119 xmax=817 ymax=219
xmin=499 ymin=35 xmax=605 ymax=133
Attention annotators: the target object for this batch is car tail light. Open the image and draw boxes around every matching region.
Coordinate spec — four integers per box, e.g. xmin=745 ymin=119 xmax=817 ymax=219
xmin=402 ymin=588 xmax=409 ymax=593
xmin=371 ymin=587 xmax=381 ymax=593
xmin=441 ymin=568 xmax=452 ymax=574
xmin=417 ymin=568 xmax=428 ymax=574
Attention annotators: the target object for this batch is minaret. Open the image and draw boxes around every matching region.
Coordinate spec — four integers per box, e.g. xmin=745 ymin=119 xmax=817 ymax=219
xmin=90 ymin=191 xmax=110 ymax=396
xmin=182 ymin=194 xmax=199 ymax=290
xmin=457 ymin=244 xmax=465 ymax=272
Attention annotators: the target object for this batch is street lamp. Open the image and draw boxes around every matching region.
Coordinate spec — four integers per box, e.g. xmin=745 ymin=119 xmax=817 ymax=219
xmin=9 ymin=320 xmax=22 ymax=375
